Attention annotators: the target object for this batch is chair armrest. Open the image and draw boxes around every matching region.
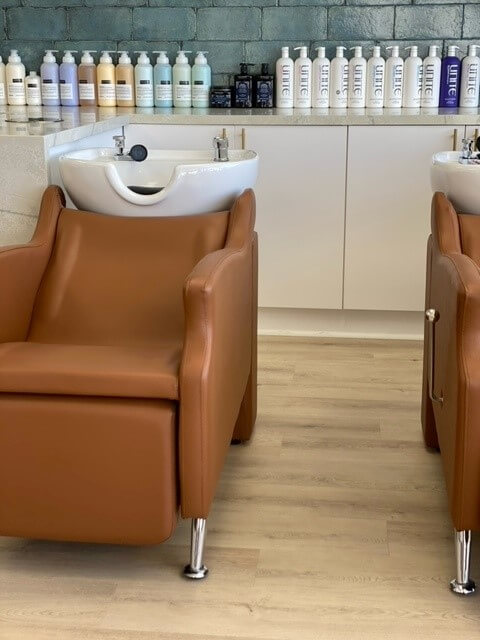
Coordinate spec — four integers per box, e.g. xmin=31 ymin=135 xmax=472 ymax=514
xmin=179 ymin=241 xmax=253 ymax=518
xmin=0 ymin=186 xmax=64 ymax=342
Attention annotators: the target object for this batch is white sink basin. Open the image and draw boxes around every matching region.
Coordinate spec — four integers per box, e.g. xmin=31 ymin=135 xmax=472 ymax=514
xmin=431 ymin=151 xmax=480 ymax=215
xmin=59 ymin=148 xmax=258 ymax=216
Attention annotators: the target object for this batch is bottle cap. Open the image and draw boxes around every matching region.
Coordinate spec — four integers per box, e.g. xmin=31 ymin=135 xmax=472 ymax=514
xmin=62 ymin=50 xmax=78 ymax=64
xmin=281 ymin=46 xmax=289 ymax=58
xmin=468 ymin=44 xmax=480 ymax=57
xmin=135 ymin=51 xmax=151 ymax=64
xmin=80 ymin=50 xmax=97 ymax=64
xmin=428 ymin=45 xmax=439 ymax=58
xmin=29 ymin=71 xmax=38 ymax=77
xmin=350 ymin=46 xmax=363 ymax=58
xmin=294 ymin=46 xmax=308 ymax=58
xmin=175 ymin=50 xmax=192 ymax=64
xmin=239 ymin=63 xmax=254 ymax=74
xmin=447 ymin=45 xmax=460 ymax=57
xmin=8 ymin=50 xmax=22 ymax=64
xmin=194 ymin=51 xmax=208 ymax=65
xmin=153 ymin=51 xmax=169 ymax=64
xmin=335 ymin=46 xmax=346 ymax=57
xmin=99 ymin=51 xmax=114 ymax=64
xmin=43 ymin=50 xmax=59 ymax=63
xmin=315 ymin=46 xmax=326 ymax=58
xmin=118 ymin=51 xmax=131 ymax=64
xmin=405 ymin=45 xmax=418 ymax=57
xmin=261 ymin=62 xmax=269 ymax=74
xmin=371 ymin=46 xmax=381 ymax=57
xmin=386 ymin=45 xmax=400 ymax=57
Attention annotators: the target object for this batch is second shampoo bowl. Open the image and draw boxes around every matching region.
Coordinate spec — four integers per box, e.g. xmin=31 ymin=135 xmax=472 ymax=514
xmin=59 ymin=147 xmax=259 ymax=216
xmin=431 ymin=150 xmax=480 ymax=215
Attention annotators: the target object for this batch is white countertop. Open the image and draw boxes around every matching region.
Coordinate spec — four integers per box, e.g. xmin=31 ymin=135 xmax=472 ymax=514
xmin=2 ymin=105 xmax=480 ymax=146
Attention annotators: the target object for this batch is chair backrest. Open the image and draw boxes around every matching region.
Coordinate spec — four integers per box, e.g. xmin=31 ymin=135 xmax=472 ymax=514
xmin=432 ymin=192 xmax=480 ymax=267
xmin=28 ymin=208 xmax=229 ymax=347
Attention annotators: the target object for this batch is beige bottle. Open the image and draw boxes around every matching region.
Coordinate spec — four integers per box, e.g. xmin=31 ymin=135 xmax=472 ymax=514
xmin=97 ymin=50 xmax=116 ymax=107
xmin=78 ymin=50 xmax=97 ymax=106
xmin=115 ymin=51 xmax=134 ymax=107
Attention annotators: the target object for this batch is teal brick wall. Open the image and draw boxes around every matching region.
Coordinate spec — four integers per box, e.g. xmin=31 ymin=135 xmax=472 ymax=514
xmin=1 ymin=0 xmax=478 ymax=86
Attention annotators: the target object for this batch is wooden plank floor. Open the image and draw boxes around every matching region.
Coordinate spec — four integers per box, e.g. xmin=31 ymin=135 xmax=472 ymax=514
xmin=1 ymin=337 xmax=480 ymax=639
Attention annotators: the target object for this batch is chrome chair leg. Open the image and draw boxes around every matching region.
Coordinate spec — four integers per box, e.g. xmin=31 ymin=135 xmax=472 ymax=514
xmin=183 ymin=518 xmax=209 ymax=580
xmin=450 ymin=529 xmax=476 ymax=595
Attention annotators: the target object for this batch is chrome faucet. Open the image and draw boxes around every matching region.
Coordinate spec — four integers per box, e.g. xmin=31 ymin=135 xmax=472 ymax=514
xmin=460 ymin=138 xmax=475 ymax=164
xmin=213 ymin=136 xmax=229 ymax=162
xmin=113 ymin=134 xmax=128 ymax=160
xmin=113 ymin=134 xmax=148 ymax=162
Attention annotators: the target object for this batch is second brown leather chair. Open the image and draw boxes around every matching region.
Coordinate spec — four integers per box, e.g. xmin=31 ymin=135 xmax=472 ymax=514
xmin=422 ymin=192 xmax=480 ymax=595
xmin=0 ymin=185 xmax=258 ymax=579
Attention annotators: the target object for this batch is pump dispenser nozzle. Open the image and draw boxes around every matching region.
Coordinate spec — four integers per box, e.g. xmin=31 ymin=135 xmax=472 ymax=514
xmin=153 ymin=50 xmax=169 ymax=64
xmin=335 ymin=46 xmax=346 ymax=57
xmin=80 ymin=50 xmax=97 ymax=64
xmin=294 ymin=46 xmax=308 ymax=58
xmin=405 ymin=46 xmax=419 ymax=57
xmin=315 ymin=46 xmax=326 ymax=57
xmin=43 ymin=49 xmax=59 ymax=63
xmin=386 ymin=45 xmax=400 ymax=57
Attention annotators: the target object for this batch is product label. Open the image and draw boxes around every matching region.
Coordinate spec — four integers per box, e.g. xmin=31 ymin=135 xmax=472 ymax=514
xmin=116 ymin=82 xmax=133 ymax=101
xmin=387 ymin=63 xmax=403 ymax=104
xmin=465 ymin=62 xmax=479 ymax=97
xmin=98 ymin=81 xmax=115 ymax=101
xmin=60 ymin=82 xmax=73 ymax=100
xmin=0 ymin=83 xmax=5 ymax=100
xmin=27 ymin=84 xmax=41 ymax=104
xmin=279 ymin=64 xmax=292 ymax=100
xmin=298 ymin=63 xmax=311 ymax=98
xmin=155 ymin=81 xmax=172 ymax=102
xmin=351 ymin=64 xmax=364 ymax=97
xmin=136 ymin=80 xmax=153 ymax=102
xmin=174 ymin=81 xmax=191 ymax=101
xmin=7 ymin=79 xmax=25 ymax=101
xmin=79 ymin=82 xmax=95 ymax=100
xmin=42 ymin=80 xmax=59 ymax=100
xmin=192 ymin=83 xmax=209 ymax=102
xmin=319 ymin=63 xmax=330 ymax=97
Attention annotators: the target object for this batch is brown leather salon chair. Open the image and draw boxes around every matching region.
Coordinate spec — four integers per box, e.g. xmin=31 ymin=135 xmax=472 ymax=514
xmin=0 ymin=185 xmax=258 ymax=579
xmin=422 ymin=191 xmax=480 ymax=595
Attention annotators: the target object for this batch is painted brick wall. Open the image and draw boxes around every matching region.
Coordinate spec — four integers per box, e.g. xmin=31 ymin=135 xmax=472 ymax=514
xmin=0 ymin=1 xmax=477 ymax=86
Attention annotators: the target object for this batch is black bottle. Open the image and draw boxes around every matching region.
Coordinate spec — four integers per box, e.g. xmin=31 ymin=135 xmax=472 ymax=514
xmin=254 ymin=63 xmax=274 ymax=108
xmin=234 ymin=63 xmax=254 ymax=108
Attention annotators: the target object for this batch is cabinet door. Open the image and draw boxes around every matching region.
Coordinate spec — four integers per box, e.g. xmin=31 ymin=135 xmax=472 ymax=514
xmin=125 ymin=124 xmax=235 ymax=150
xmin=344 ymin=125 xmax=458 ymax=312
xmin=240 ymin=125 xmax=347 ymax=309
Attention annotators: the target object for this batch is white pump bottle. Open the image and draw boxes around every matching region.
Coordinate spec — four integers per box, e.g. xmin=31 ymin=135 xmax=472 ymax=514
xmin=173 ymin=50 xmax=192 ymax=108
xmin=460 ymin=44 xmax=480 ymax=108
xmin=366 ymin=46 xmax=385 ymax=108
xmin=293 ymin=46 xmax=312 ymax=108
xmin=348 ymin=46 xmax=366 ymax=108
xmin=403 ymin=45 xmax=422 ymax=108
xmin=312 ymin=46 xmax=330 ymax=108
xmin=421 ymin=45 xmax=441 ymax=108
xmin=330 ymin=46 xmax=348 ymax=108
xmin=276 ymin=46 xmax=294 ymax=108
xmin=384 ymin=46 xmax=404 ymax=108
xmin=6 ymin=50 xmax=26 ymax=106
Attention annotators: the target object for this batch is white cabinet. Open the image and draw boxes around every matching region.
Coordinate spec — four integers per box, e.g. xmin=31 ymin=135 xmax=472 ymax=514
xmin=239 ymin=125 xmax=347 ymax=309
xmin=344 ymin=125 xmax=459 ymax=312
xmin=125 ymin=124 xmax=234 ymax=150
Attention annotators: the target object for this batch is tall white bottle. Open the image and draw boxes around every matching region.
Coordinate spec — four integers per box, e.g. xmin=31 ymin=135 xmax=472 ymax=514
xmin=6 ymin=50 xmax=26 ymax=106
xmin=348 ymin=46 xmax=366 ymax=108
xmin=384 ymin=46 xmax=404 ymax=108
xmin=173 ymin=50 xmax=192 ymax=107
xmin=421 ymin=45 xmax=441 ymax=108
xmin=134 ymin=51 xmax=154 ymax=107
xmin=0 ymin=56 xmax=6 ymax=106
xmin=275 ymin=46 xmax=294 ymax=108
xmin=330 ymin=46 xmax=348 ymax=108
xmin=460 ymin=44 xmax=480 ymax=108
xmin=402 ymin=45 xmax=422 ymax=108
xmin=312 ymin=46 xmax=330 ymax=108
xmin=366 ymin=45 xmax=385 ymax=108
xmin=293 ymin=46 xmax=312 ymax=108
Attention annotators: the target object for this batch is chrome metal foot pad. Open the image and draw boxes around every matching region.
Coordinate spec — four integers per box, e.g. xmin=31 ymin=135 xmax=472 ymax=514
xmin=183 ymin=564 xmax=209 ymax=580
xmin=450 ymin=579 xmax=476 ymax=595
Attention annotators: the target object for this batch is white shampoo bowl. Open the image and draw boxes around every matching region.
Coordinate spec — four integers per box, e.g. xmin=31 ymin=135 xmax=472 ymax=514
xmin=431 ymin=151 xmax=480 ymax=215
xmin=59 ymin=148 xmax=259 ymax=216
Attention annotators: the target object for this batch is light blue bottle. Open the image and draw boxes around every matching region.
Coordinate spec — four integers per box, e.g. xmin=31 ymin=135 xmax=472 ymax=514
xmin=192 ymin=51 xmax=211 ymax=108
xmin=153 ymin=51 xmax=173 ymax=108
xmin=40 ymin=49 xmax=60 ymax=106
xmin=59 ymin=50 xmax=79 ymax=106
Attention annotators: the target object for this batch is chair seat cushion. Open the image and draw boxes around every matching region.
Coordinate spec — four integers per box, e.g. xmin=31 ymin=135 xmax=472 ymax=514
xmin=0 ymin=341 xmax=181 ymax=400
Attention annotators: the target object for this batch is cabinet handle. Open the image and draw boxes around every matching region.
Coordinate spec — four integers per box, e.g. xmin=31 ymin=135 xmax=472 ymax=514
xmin=475 ymin=129 xmax=479 ymax=150
xmin=222 ymin=128 xmax=227 ymax=140
xmin=425 ymin=309 xmax=443 ymax=406
xmin=241 ymin=127 xmax=246 ymax=150
xmin=453 ymin=128 xmax=458 ymax=151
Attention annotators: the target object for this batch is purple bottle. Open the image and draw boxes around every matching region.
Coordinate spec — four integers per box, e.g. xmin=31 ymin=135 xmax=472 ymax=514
xmin=59 ymin=50 xmax=79 ymax=107
xmin=439 ymin=45 xmax=461 ymax=108
xmin=40 ymin=49 xmax=60 ymax=106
